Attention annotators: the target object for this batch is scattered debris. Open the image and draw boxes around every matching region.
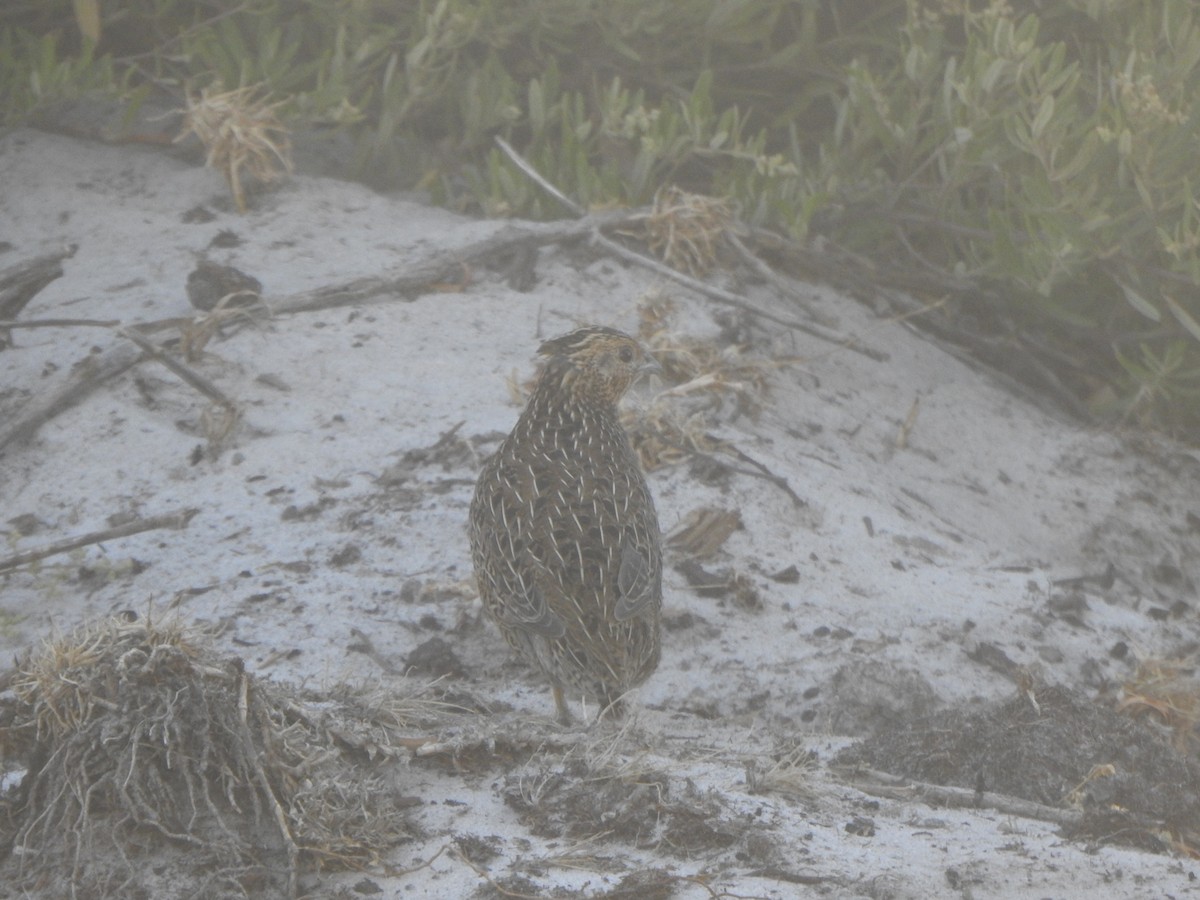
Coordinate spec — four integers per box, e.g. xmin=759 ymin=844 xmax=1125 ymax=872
xmin=1118 ymin=656 xmax=1200 ymax=752
xmin=835 ymin=684 xmax=1200 ymax=854
xmin=627 ymin=185 xmax=733 ymax=276
xmin=666 ymin=506 xmax=743 ymax=558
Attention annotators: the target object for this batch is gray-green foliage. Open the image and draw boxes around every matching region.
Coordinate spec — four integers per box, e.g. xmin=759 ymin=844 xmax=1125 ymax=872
xmin=821 ymin=1 xmax=1200 ymax=431
xmin=3 ymin=0 xmax=1200 ymax=432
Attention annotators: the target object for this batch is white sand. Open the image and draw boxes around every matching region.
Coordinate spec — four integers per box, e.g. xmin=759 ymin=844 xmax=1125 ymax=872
xmin=1 ymin=127 xmax=1197 ymax=898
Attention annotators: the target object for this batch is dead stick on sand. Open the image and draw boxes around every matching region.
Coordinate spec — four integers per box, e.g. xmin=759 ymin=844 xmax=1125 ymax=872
xmin=591 ymin=229 xmax=888 ymax=361
xmin=0 ymin=318 xmax=121 ymax=329
xmin=0 ymin=508 xmax=198 ymax=573
xmin=119 ymin=326 xmax=239 ymax=410
xmin=0 ymin=341 xmax=143 ymax=452
xmin=0 ymin=215 xmax=635 ymax=451
xmin=839 ymin=766 xmax=1084 ymax=827
xmin=269 ymin=209 xmax=634 ymax=315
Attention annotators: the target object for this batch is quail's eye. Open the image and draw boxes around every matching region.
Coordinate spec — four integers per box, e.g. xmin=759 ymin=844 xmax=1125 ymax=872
xmin=619 ymin=346 xmax=634 ymax=363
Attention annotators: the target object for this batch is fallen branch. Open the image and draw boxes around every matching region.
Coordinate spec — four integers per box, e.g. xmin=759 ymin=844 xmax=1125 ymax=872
xmin=0 ymin=318 xmax=121 ymax=329
xmin=0 ymin=245 xmax=77 ymax=347
xmin=0 ymin=508 xmax=198 ymax=573
xmin=0 ymin=341 xmax=143 ymax=452
xmin=270 ymin=210 xmax=634 ymax=315
xmin=837 ymin=765 xmax=1083 ymax=827
xmin=592 ymin=230 xmax=887 ymax=362
xmin=1 ymin=213 xmax=636 ymax=450
xmin=120 ymin=326 xmax=239 ymax=411
xmin=719 ymin=439 xmax=807 ymax=508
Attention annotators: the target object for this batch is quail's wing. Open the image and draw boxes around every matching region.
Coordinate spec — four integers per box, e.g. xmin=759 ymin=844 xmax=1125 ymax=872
xmin=614 ymin=536 xmax=661 ymax=620
xmin=499 ymin=560 xmax=568 ymax=638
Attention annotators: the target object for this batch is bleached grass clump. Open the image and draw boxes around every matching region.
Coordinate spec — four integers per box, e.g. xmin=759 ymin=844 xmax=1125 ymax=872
xmin=0 ymin=614 xmax=414 ymax=898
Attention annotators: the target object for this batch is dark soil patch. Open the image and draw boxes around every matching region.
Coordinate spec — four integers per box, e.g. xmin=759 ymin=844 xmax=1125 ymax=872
xmin=502 ymin=761 xmax=752 ymax=859
xmin=836 ymin=685 xmax=1200 ymax=851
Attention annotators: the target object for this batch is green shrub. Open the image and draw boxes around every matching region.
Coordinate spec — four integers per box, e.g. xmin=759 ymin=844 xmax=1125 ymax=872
xmin=3 ymin=0 xmax=1200 ymax=433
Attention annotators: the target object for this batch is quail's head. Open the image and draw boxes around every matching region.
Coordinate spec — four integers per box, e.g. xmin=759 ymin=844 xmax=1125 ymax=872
xmin=536 ymin=326 xmax=662 ymax=405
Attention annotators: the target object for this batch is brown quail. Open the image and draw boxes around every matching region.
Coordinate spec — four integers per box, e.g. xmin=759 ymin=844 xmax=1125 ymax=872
xmin=469 ymin=326 xmax=663 ymax=724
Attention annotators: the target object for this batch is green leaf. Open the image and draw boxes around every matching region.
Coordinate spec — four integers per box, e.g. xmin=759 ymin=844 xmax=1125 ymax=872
xmin=1031 ymin=94 xmax=1054 ymax=139
xmin=1119 ymin=282 xmax=1162 ymax=322
xmin=1164 ymin=292 xmax=1200 ymax=343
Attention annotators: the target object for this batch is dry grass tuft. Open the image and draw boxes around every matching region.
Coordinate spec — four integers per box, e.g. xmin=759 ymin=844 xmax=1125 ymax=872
xmin=178 ymin=84 xmax=294 ymax=212
xmin=637 ymin=296 xmax=777 ymax=415
xmin=746 ymin=740 xmax=818 ymax=802
xmin=0 ymin=614 xmax=415 ymax=898
xmin=1117 ymin=656 xmax=1200 ymax=752
xmin=629 ymin=186 xmax=734 ymax=275
xmin=621 ymin=296 xmax=786 ymax=470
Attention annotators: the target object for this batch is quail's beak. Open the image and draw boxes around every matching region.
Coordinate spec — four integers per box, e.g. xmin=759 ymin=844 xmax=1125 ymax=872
xmin=638 ymin=355 xmax=663 ymax=379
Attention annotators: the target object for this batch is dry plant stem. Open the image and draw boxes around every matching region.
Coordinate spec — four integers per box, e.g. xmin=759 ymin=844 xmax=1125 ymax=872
xmin=0 ymin=508 xmax=198 ymax=573
xmin=724 ymin=231 xmax=835 ymax=326
xmin=119 ymin=326 xmax=239 ymax=411
xmin=841 ymin=766 xmax=1084 ymax=827
xmin=0 ymin=318 xmax=120 ymax=329
xmin=452 ymin=844 xmax=546 ymax=899
xmin=591 ymin=230 xmax=889 ymax=362
xmin=720 ymin=439 xmax=806 ymax=508
xmin=241 ymin=674 xmax=300 ymax=899
xmin=384 ymin=842 xmax=451 ymax=878
xmin=494 ymin=136 xmax=585 ymax=216
xmin=492 ymin=134 xmax=886 ymax=361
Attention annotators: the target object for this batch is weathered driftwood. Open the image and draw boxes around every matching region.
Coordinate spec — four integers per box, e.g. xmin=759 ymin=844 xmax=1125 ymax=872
xmin=267 ymin=210 xmax=633 ymax=315
xmin=0 ymin=341 xmax=143 ymax=452
xmin=0 ymin=214 xmax=632 ymax=451
xmin=0 ymin=245 xmax=77 ymax=347
xmin=0 ymin=508 xmax=198 ymax=573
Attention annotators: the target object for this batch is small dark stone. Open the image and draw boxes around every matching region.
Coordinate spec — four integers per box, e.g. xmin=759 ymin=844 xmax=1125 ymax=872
xmin=768 ymin=564 xmax=800 ymax=583
xmin=329 ymin=544 xmax=362 ymax=568
xmin=186 ymin=258 xmax=262 ymax=311
xmin=181 ymin=205 xmax=216 ymax=223
xmin=406 ymin=637 xmax=465 ymax=679
xmin=208 ymin=229 xmax=242 ymax=248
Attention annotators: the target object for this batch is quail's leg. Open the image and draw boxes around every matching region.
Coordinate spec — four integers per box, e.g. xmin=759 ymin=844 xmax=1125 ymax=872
xmin=552 ymin=685 xmax=575 ymax=725
xmin=598 ymin=695 xmax=626 ymax=722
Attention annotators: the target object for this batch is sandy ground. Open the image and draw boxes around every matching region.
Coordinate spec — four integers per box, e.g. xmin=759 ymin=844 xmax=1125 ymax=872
xmin=1 ymin=126 xmax=1199 ymax=898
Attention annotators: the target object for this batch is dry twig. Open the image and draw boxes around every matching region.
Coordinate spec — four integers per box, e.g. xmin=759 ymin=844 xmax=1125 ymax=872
xmin=0 ymin=508 xmax=198 ymax=573
xmin=0 ymin=341 xmax=142 ymax=452
xmin=592 ymin=230 xmax=887 ymax=361
xmin=120 ymin=326 xmax=239 ymax=410
xmin=838 ymin=765 xmax=1084 ymax=827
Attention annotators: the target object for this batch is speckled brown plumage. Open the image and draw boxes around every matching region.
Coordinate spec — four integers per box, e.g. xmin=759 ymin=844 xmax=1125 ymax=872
xmin=469 ymin=326 xmax=663 ymax=723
